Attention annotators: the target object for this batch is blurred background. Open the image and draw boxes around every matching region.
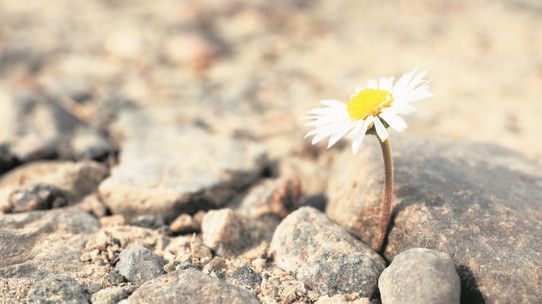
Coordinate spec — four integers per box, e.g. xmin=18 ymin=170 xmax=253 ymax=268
xmin=1 ymin=0 xmax=541 ymax=165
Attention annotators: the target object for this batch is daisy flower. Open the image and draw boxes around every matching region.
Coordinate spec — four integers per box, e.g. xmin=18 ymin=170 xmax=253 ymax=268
xmin=303 ymin=67 xmax=434 ymax=154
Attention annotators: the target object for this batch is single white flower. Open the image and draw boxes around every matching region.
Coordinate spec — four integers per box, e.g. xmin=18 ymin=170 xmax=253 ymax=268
xmin=302 ymin=67 xmax=434 ymax=154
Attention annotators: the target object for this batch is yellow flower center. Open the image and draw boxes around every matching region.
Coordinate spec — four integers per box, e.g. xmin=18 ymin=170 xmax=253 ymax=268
xmin=346 ymin=89 xmax=393 ymax=121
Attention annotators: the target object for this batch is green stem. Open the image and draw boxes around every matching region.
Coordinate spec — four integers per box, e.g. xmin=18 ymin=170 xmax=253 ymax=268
xmin=373 ymin=137 xmax=393 ymax=253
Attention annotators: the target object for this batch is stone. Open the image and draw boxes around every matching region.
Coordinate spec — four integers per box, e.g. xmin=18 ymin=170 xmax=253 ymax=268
xmin=316 ymin=294 xmax=371 ymax=304
xmin=0 ymin=143 xmax=19 ymax=175
xmin=269 ymin=207 xmax=385 ymax=297
xmin=91 ymin=286 xmax=134 ymax=304
xmin=71 ymin=131 xmax=117 ymax=162
xmin=378 ymin=248 xmax=461 ymax=304
xmin=26 ymin=273 xmax=89 ymax=304
xmin=0 ymin=208 xmax=100 ymax=271
xmin=233 ymin=265 xmax=262 ymax=287
xmin=201 ymin=208 xmax=260 ymax=257
xmin=99 ymin=110 xmax=267 ymax=222
xmin=125 ymin=268 xmax=260 ymax=304
xmin=327 ymin=134 xmax=542 ymax=303
xmin=115 ymin=246 xmax=167 ymax=285
xmin=8 ymin=183 xmax=68 ymax=213
xmin=128 ymin=215 xmax=165 ymax=230
xmin=0 ymin=90 xmax=83 ymax=161
xmin=169 ymin=213 xmax=200 ymax=234
xmin=237 ymin=176 xmax=301 ymax=219
xmin=163 ymin=31 xmax=221 ymax=70
xmin=0 ymin=160 xmax=109 ymax=209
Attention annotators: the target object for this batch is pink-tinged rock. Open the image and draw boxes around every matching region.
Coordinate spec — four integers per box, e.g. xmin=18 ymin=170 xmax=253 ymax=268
xmin=237 ymin=176 xmax=301 ymax=219
xmin=201 ymin=208 xmax=259 ymax=257
xmin=164 ymin=32 xmax=221 ymax=70
xmin=270 ymin=207 xmax=385 ymax=298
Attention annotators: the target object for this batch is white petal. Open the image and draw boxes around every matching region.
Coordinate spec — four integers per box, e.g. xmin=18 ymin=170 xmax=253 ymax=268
xmin=380 ymin=112 xmax=407 ymax=131
xmin=374 ymin=118 xmax=388 ymax=141
xmin=379 ymin=76 xmax=394 ymax=91
xmin=320 ymin=99 xmax=347 ymax=108
xmin=384 ymin=102 xmax=416 ymax=114
xmin=327 ymin=121 xmax=355 ymax=148
xmin=351 ymin=116 xmax=374 ymax=154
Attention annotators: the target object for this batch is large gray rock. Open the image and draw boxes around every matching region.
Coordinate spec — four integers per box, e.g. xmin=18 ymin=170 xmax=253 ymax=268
xmin=115 ymin=246 xmax=167 ymax=285
xmin=270 ymin=207 xmax=385 ymax=298
xmin=99 ymin=110 xmax=267 ymax=222
xmin=327 ymin=134 xmax=542 ymax=303
xmin=125 ymin=267 xmax=260 ymax=304
xmin=378 ymin=248 xmax=461 ymax=304
xmin=26 ymin=273 xmax=89 ymax=304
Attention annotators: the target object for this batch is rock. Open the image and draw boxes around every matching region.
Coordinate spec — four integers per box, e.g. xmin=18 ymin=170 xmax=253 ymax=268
xmin=0 ymin=143 xmax=19 ymax=175
xmin=237 ymin=176 xmax=301 ymax=219
xmin=99 ymin=110 xmax=267 ymax=222
xmin=115 ymin=246 xmax=167 ymax=285
xmin=91 ymin=286 xmax=134 ymax=304
xmin=378 ymin=248 xmax=460 ymax=304
xmin=270 ymin=207 xmax=385 ymax=297
xmin=26 ymin=273 xmax=89 ymax=304
xmin=327 ymin=134 xmax=542 ymax=303
xmin=99 ymin=214 xmax=125 ymax=227
xmin=0 ymin=160 xmax=109 ymax=209
xmin=201 ymin=208 xmax=260 ymax=257
xmin=163 ymin=31 xmax=221 ymax=70
xmin=316 ymin=294 xmax=371 ymax=304
xmin=0 ymin=90 xmax=83 ymax=161
xmin=169 ymin=213 xmax=200 ymax=234
xmin=71 ymin=131 xmax=117 ymax=162
xmin=8 ymin=183 xmax=68 ymax=213
xmin=128 ymin=215 xmax=165 ymax=230
xmin=125 ymin=268 xmax=260 ymax=304
xmin=233 ymin=265 xmax=262 ymax=287
xmin=0 ymin=208 xmax=100 ymax=271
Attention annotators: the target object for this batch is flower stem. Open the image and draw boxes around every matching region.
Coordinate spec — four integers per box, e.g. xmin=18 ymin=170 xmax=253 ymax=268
xmin=373 ymin=137 xmax=393 ymax=253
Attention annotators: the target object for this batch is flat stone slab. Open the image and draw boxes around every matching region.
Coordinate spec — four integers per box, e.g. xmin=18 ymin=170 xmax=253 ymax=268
xmin=99 ymin=110 xmax=267 ymax=221
xmin=327 ymin=133 xmax=542 ymax=303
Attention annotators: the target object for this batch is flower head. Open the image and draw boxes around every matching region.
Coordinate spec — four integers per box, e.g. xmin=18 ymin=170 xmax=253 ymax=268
xmin=302 ymin=67 xmax=434 ymax=154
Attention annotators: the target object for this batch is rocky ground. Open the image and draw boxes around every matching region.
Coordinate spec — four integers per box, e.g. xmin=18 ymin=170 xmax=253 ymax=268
xmin=1 ymin=0 xmax=541 ymax=303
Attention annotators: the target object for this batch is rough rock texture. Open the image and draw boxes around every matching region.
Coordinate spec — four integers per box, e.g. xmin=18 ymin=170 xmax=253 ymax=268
xmin=237 ymin=176 xmax=302 ymax=219
xmin=0 ymin=160 xmax=109 ymax=211
xmin=125 ymin=267 xmax=260 ymax=304
xmin=26 ymin=273 xmax=89 ymax=304
xmin=202 ymin=208 xmax=260 ymax=257
xmin=169 ymin=213 xmax=200 ymax=234
xmin=327 ymin=134 xmax=542 ymax=303
xmin=270 ymin=207 xmax=385 ymax=297
xmin=0 ymin=208 xmax=102 ymax=303
xmin=90 ymin=286 xmax=132 ymax=304
xmin=0 ymin=90 xmax=83 ymax=161
xmin=378 ymin=248 xmax=461 ymax=304
xmin=99 ymin=110 xmax=267 ymax=222
xmin=115 ymin=246 xmax=167 ymax=285
xmin=8 ymin=183 xmax=68 ymax=213
xmin=233 ymin=265 xmax=262 ymax=287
